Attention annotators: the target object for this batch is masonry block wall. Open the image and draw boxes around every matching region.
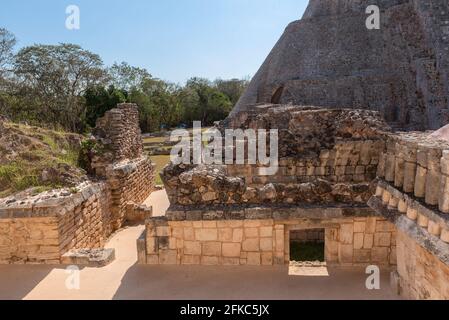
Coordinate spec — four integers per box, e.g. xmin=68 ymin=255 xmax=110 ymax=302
xmin=0 ymin=103 xmax=155 ymax=264
xmin=141 ymin=215 xmax=396 ymax=267
xmin=369 ymin=132 xmax=449 ymax=299
xmin=91 ymin=103 xmax=155 ymax=230
xmin=0 ymin=183 xmax=111 ymax=264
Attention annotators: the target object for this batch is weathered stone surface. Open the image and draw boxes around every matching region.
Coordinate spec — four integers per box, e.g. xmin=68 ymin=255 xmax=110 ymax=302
xmin=230 ymin=0 xmax=449 ymax=131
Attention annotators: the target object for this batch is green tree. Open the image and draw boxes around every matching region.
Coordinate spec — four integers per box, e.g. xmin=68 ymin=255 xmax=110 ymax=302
xmin=107 ymin=62 xmax=152 ymax=91
xmin=13 ymin=43 xmax=107 ymax=131
xmin=181 ymin=77 xmax=232 ymax=126
xmin=84 ymin=85 xmax=127 ymax=128
xmin=214 ymin=78 xmax=249 ymax=106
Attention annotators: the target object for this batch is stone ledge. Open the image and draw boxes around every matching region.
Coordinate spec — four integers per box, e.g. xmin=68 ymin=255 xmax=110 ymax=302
xmin=61 ymin=248 xmax=115 ymax=267
xmin=368 ymin=195 xmax=449 ymax=267
xmin=0 ymin=182 xmax=107 ymax=219
xmin=377 ymin=180 xmax=449 ymax=226
xmin=163 ymin=203 xmax=379 ymax=222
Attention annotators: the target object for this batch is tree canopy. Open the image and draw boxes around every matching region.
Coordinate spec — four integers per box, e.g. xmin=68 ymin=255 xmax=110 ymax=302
xmin=0 ymin=28 xmax=249 ymax=133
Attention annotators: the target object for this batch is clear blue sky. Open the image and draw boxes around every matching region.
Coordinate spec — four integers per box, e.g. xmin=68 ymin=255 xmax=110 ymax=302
xmin=0 ymin=0 xmax=308 ymax=84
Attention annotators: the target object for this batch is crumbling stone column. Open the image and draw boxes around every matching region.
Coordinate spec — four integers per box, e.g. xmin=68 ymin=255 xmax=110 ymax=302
xmin=414 ymin=147 xmax=427 ymax=198
xmin=384 ymin=141 xmax=396 ymax=182
xmin=439 ymin=151 xmax=449 ymax=213
xmin=394 ymin=142 xmax=406 ymax=188
xmin=425 ymin=148 xmax=442 ymax=206
xmin=402 ymin=144 xmax=417 ymax=193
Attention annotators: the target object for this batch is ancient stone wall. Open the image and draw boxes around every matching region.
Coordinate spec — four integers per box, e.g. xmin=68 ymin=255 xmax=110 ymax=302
xmin=0 ymin=103 xmax=156 ymax=264
xmin=140 ymin=214 xmax=396 ymax=267
xmin=91 ymin=103 xmax=155 ymax=230
xmin=231 ymin=0 xmax=449 ymax=130
xmin=163 ymin=106 xmax=387 ymax=206
xmin=369 ymin=131 xmax=449 ymax=299
xmin=395 ymin=230 xmax=449 ymax=299
xmin=0 ymin=183 xmax=111 ymax=264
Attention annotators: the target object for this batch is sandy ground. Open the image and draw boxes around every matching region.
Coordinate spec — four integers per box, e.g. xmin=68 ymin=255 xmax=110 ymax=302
xmin=0 ymin=190 xmax=400 ymax=300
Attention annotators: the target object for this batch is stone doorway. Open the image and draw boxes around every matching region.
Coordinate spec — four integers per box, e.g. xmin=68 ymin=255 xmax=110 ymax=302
xmin=288 ymin=228 xmax=329 ymax=277
xmin=289 ymin=229 xmax=325 ymax=263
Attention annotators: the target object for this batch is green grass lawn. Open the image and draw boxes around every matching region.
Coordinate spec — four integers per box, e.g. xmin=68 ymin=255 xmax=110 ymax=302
xmin=290 ymin=242 xmax=325 ymax=262
xmin=150 ymin=155 xmax=171 ymax=185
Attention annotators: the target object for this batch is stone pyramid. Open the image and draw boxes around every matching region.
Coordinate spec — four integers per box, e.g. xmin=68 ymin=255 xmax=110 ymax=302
xmin=231 ymin=0 xmax=449 ymax=131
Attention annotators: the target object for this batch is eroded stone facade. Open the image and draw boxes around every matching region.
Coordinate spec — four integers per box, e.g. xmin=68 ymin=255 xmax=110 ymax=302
xmin=142 ymin=216 xmax=396 ymax=267
xmin=0 ymin=103 xmax=155 ymax=264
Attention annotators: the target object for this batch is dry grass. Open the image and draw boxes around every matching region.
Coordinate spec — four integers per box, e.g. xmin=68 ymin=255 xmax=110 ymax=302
xmin=0 ymin=122 xmax=83 ymax=198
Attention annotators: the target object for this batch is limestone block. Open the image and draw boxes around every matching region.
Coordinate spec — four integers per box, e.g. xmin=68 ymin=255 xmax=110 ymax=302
xmin=182 ymin=255 xmax=201 ymax=265
xmin=371 ymin=247 xmax=389 ymax=263
xmin=353 ymin=249 xmax=371 ymax=263
xmin=325 ymin=240 xmax=339 ymax=263
xmin=275 ymin=229 xmax=284 ymax=252
xmin=340 ymin=224 xmax=354 ymax=244
xmin=405 ymin=208 xmax=418 ymax=223
xmin=242 ymin=238 xmax=259 ymax=252
xmin=260 ymin=226 xmax=273 ymax=237
xmin=260 ymin=238 xmax=273 ymax=252
xmin=382 ymin=191 xmax=391 ymax=205
xmin=201 ymin=256 xmax=219 ymax=265
xmin=146 ymin=237 xmax=158 ymax=254
xmin=414 ymin=166 xmax=427 ymax=198
xmin=403 ymin=162 xmax=417 ymax=193
xmin=202 ymin=242 xmax=221 ymax=256
xmin=354 ymin=221 xmax=366 ymax=233
xmin=427 ymin=220 xmax=441 ymax=236
xmin=195 ymin=228 xmax=218 ymax=241
xmin=439 ymin=176 xmax=449 ymax=213
xmin=388 ymin=197 xmax=399 ymax=209
xmin=398 ymin=200 xmax=408 ymax=213
xmin=247 ymin=252 xmax=261 ymax=265
xmin=222 ymin=257 xmax=240 ymax=265
xmin=218 ymin=220 xmax=243 ymax=228
xmin=244 ymin=228 xmax=259 ymax=238
xmin=375 ymin=220 xmax=394 ymax=232
xmin=184 ymin=241 xmax=201 ymax=255
xmin=261 ymin=252 xmax=273 ymax=265
xmin=394 ymin=157 xmax=405 ymax=188
xmin=363 ymin=234 xmax=374 ymax=249
xmin=222 ymin=243 xmax=241 ymax=257
xmin=354 ymin=233 xmax=364 ymax=249
xmin=441 ymin=229 xmax=449 ymax=243
xmin=159 ymin=250 xmax=177 ymax=265
xmin=146 ymin=254 xmax=159 ymax=265
xmin=156 ymin=226 xmax=170 ymax=237
xmin=425 ymin=170 xmax=441 ymax=206
xmin=218 ymin=228 xmax=233 ymax=242
xmin=338 ymin=244 xmax=353 ymax=264
xmin=375 ymin=186 xmax=384 ymax=197
xmin=417 ymin=214 xmax=429 ymax=228
xmin=385 ymin=154 xmax=396 ymax=182
xmin=232 ymin=229 xmax=243 ymax=242
xmin=377 ymin=154 xmax=386 ymax=178
xmin=374 ymin=233 xmax=392 ymax=247
xmin=365 ymin=218 xmax=377 ymax=234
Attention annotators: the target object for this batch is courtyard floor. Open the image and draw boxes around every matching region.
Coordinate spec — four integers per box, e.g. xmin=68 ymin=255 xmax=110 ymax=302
xmin=0 ymin=191 xmax=400 ymax=300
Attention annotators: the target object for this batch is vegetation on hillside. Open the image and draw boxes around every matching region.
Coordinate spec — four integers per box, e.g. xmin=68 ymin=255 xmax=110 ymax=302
xmin=0 ymin=28 xmax=249 ymax=134
xmin=0 ymin=121 xmax=85 ymax=198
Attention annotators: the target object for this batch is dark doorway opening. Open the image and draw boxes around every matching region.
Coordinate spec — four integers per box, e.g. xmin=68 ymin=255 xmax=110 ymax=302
xmin=271 ymin=86 xmax=284 ymax=104
xmin=290 ymin=229 xmax=325 ymax=262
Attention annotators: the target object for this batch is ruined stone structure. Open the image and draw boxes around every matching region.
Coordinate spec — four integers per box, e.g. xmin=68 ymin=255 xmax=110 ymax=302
xmin=232 ymin=0 xmax=449 ymax=130
xmin=0 ymin=103 xmax=155 ymax=265
xmin=139 ymin=106 xmax=397 ymax=268
xmin=369 ymin=133 xmax=449 ymax=299
xmin=138 ymin=0 xmax=449 ymax=300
